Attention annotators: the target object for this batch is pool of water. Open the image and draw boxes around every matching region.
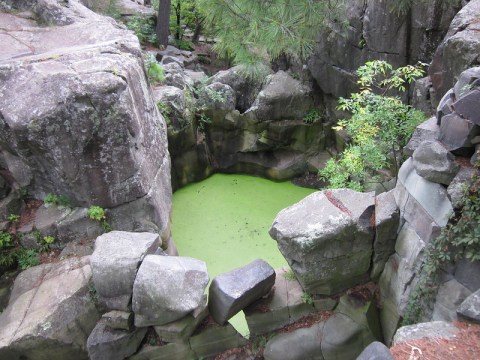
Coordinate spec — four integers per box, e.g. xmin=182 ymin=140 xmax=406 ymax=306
xmin=171 ymin=173 xmax=316 ymax=336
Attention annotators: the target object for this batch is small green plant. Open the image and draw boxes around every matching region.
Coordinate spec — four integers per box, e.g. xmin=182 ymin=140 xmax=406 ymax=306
xmin=156 ymin=100 xmax=172 ymax=125
xmin=0 ymin=232 xmax=13 ymax=248
xmin=7 ymin=214 xmax=20 ymax=223
xmin=17 ymin=249 xmax=40 ymax=270
xmin=44 ymin=193 xmax=70 ymax=207
xmin=251 ymin=333 xmax=275 ymax=353
xmin=197 ymin=113 xmax=212 ymax=133
xmin=126 ymin=15 xmax=158 ymax=45
xmin=284 ymin=269 xmax=297 ymax=281
xmin=301 ymin=292 xmax=314 ymax=305
xmin=319 ymin=60 xmax=426 ymax=191
xmin=88 ymin=205 xmax=112 ymax=233
xmin=303 ymin=108 xmax=322 ymax=124
xmin=144 ymin=53 xmax=165 ymax=85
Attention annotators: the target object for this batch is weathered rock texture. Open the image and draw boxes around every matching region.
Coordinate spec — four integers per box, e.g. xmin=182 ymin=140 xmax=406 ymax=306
xmin=208 ymin=259 xmax=275 ymax=324
xmin=270 ymin=189 xmax=375 ymax=295
xmin=91 ymin=231 xmax=159 ymax=311
xmin=430 ymin=0 xmax=480 ymax=103
xmin=0 ymin=257 xmax=99 ymax=360
xmin=0 ymin=0 xmax=172 ymax=243
xmin=132 ymin=255 xmax=209 ymax=327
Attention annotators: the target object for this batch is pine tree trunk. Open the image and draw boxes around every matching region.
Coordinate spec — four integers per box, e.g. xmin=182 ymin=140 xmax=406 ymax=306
xmin=156 ymin=0 xmax=171 ymax=47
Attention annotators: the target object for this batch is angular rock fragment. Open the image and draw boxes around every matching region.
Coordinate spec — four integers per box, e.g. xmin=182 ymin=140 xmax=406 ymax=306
xmin=133 ymin=255 xmax=208 ymax=327
xmin=457 ymin=289 xmax=480 ymax=323
xmin=87 ymin=322 xmax=147 ymax=360
xmin=412 ymin=141 xmax=459 ymax=185
xmin=209 ymin=259 xmax=275 ymax=324
xmin=91 ymin=231 xmax=159 ymax=311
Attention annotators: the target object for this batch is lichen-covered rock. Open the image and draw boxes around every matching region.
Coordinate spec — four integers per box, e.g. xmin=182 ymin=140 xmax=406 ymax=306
xmin=133 ymin=255 xmax=209 ymax=327
xmin=207 ymin=65 xmax=272 ymax=112
xmin=91 ymin=231 xmax=160 ymax=311
xmin=87 ymin=322 xmax=147 ymax=360
xmin=0 ymin=0 xmax=172 ymax=243
xmin=457 ymin=289 xmax=480 ymax=323
xmin=198 ymin=82 xmax=236 ymax=111
xmin=209 ymin=259 xmax=275 ymax=324
xmin=270 ymin=189 xmax=375 ymax=295
xmin=412 ymin=141 xmax=459 ymax=185
xmin=246 ymin=71 xmax=313 ymax=120
xmin=447 ymin=167 xmax=478 ymax=208
xmin=0 ymin=256 xmax=99 ymax=360
xmin=393 ymin=321 xmax=458 ymax=344
xmin=430 ymin=0 xmax=480 ymax=102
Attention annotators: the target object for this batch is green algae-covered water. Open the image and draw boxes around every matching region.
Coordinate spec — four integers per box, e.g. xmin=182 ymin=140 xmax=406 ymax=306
xmin=172 ymin=173 xmax=316 ymax=336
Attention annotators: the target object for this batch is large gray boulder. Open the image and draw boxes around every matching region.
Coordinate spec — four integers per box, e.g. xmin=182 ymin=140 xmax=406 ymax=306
xmin=439 ymin=113 xmax=480 ymax=152
xmin=87 ymin=322 xmax=147 ymax=360
xmin=208 ymin=259 xmax=275 ymax=324
xmin=0 ymin=256 xmax=99 ymax=360
xmin=132 ymin=255 xmax=209 ymax=327
xmin=197 ymin=82 xmax=236 ymax=111
xmin=0 ymin=0 xmax=172 ymax=243
xmin=430 ymin=0 xmax=480 ymax=102
xmin=270 ymin=189 xmax=375 ymax=295
xmin=457 ymin=289 xmax=480 ymax=323
xmin=91 ymin=231 xmax=159 ymax=311
xmin=447 ymin=167 xmax=478 ymax=208
xmin=246 ymin=71 xmax=313 ymax=120
xmin=207 ymin=65 xmax=272 ymax=112
xmin=412 ymin=141 xmax=459 ymax=185
xmin=152 ymin=86 xmax=195 ymax=130
xmin=432 ymin=278 xmax=472 ymax=321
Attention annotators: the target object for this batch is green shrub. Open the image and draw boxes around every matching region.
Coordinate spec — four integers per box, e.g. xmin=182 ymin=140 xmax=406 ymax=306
xmin=0 ymin=232 xmax=13 ymax=248
xmin=319 ymin=61 xmax=426 ymax=191
xmin=144 ymin=53 xmax=165 ymax=85
xmin=7 ymin=214 xmax=20 ymax=223
xmin=284 ymin=269 xmax=297 ymax=281
xmin=303 ymin=108 xmax=323 ymax=124
xmin=126 ymin=15 xmax=158 ymax=45
xmin=301 ymin=292 xmax=314 ymax=305
xmin=44 ymin=193 xmax=71 ymax=207
xmin=17 ymin=249 xmax=40 ymax=270
xmin=87 ymin=206 xmax=106 ymax=221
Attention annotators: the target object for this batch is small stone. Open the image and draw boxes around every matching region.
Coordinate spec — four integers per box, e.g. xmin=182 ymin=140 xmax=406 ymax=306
xmin=356 ymin=341 xmax=394 ymax=360
xmin=102 ymin=311 xmax=134 ymax=331
xmin=457 ymin=289 xmax=480 ymax=323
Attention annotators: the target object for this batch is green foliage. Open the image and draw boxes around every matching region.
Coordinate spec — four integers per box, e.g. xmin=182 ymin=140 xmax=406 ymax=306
xmin=126 ymin=15 xmax=158 ymax=45
xmin=157 ymin=100 xmax=172 ymax=125
xmin=197 ymin=113 xmax=211 ymax=133
xmin=88 ymin=206 xmax=112 ymax=233
xmin=301 ymin=292 xmax=314 ymax=305
xmin=87 ymin=206 xmax=106 ymax=222
xmin=0 ymin=232 xmax=13 ymax=248
xmin=44 ymin=193 xmax=71 ymax=207
xmin=319 ymin=61 xmax=426 ymax=191
xmin=7 ymin=214 xmax=20 ymax=223
xmin=17 ymin=249 xmax=40 ymax=270
xmin=197 ymin=0 xmax=346 ymax=75
xmin=251 ymin=333 xmax=275 ymax=353
xmin=403 ymin=166 xmax=480 ymax=325
xmin=303 ymin=108 xmax=323 ymax=124
xmin=284 ymin=269 xmax=297 ymax=281
xmin=144 ymin=53 xmax=165 ymax=85
xmin=174 ymin=38 xmax=194 ymax=51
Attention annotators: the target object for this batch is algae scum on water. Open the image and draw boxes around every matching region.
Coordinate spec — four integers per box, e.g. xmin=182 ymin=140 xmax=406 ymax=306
xmin=172 ymin=173 xmax=316 ymax=335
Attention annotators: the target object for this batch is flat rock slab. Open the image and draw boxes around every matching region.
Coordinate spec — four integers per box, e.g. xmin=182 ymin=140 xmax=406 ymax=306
xmin=129 ymin=342 xmax=195 ymax=360
xmin=457 ymin=289 xmax=480 ymax=323
xmin=87 ymin=322 xmax=147 ymax=360
xmin=393 ymin=321 xmax=459 ymax=344
xmin=91 ymin=231 xmax=159 ymax=311
xmin=270 ymin=189 xmax=375 ymax=295
xmin=0 ymin=256 xmax=99 ymax=360
xmin=133 ymin=255 xmax=209 ymax=327
xmin=209 ymin=259 xmax=275 ymax=324
xmin=244 ymin=268 xmax=316 ymax=335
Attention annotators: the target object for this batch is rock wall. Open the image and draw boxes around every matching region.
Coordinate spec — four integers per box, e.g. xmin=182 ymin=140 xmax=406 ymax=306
xmin=307 ymin=0 xmax=462 ymax=109
xmin=0 ymin=0 xmax=172 ymax=243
